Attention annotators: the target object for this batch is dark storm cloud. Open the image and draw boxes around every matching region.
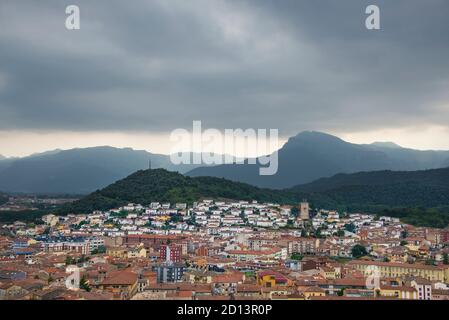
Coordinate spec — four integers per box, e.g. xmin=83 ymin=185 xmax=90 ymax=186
xmin=0 ymin=0 xmax=448 ymax=136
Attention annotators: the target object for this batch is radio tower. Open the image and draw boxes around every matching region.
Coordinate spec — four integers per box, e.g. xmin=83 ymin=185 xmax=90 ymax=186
xmin=148 ymin=158 xmax=152 ymax=170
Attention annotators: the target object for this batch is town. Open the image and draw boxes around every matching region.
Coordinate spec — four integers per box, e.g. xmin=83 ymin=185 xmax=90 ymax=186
xmin=1 ymin=199 xmax=449 ymax=300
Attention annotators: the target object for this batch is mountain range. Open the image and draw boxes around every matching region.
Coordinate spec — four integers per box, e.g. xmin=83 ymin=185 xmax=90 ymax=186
xmin=2 ymin=131 xmax=449 ymax=194
xmin=187 ymin=131 xmax=449 ymax=189
xmin=0 ymin=147 xmax=204 ymax=194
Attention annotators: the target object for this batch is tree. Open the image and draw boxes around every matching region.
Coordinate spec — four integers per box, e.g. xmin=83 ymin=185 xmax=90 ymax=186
xmin=186 ymin=216 xmax=196 ymax=226
xmin=443 ymin=253 xmax=449 ymax=265
xmin=344 ymin=223 xmax=356 ymax=233
xmin=291 ymin=207 xmax=299 ymax=218
xmin=170 ymin=214 xmax=182 ymax=223
xmin=65 ymin=256 xmax=74 ymax=265
xmin=76 ymin=220 xmax=88 ymax=229
xmin=425 ymin=259 xmax=436 ymax=266
xmin=80 ymin=276 xmax=91 ymax=292
xmin=351 ymin=244 xmax=368 ymax=258
xmin=400 ymin=240 xmax=408 ymax=246
xmin=291 ymin=253 xmax=303 ymax=261
xmin=375 ymin=289 xmax=381 ymax=297
xmin=336 ymin=230 xmax=345 ymax=237
xmin=300 ymin=228 xmax=307 ymax=237
xmin=97 ymin=245 xmax=106 ymax=254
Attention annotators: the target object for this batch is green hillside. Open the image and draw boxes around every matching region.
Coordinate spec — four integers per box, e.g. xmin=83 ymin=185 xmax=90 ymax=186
xmin=293 ymin=167 xmax=449 ymax=192
xmin=4 ymin=167 xmax=449 ymax=228
xmin=289 ymin=168 xmax=449 ymax=211
xmin=58 ymin=169 xmax=306 ymax=214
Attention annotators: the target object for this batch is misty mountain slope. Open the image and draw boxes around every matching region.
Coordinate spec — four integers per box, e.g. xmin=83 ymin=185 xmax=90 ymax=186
xmin=0 ymin=157 xmax=16 ymax=174
xmin=2 ymin=131 xmax=449 ymax=194
xmin=187 ymin=131 xmax=449 ymax=189
xmin=362 ymin=143 xmax=449 ymax=170
xmin=0 ymin=147 xmax=203 ymax=194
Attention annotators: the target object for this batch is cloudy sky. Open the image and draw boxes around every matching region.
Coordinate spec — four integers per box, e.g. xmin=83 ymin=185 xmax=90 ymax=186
xmin=0 ymin=0 xmax=449 ymax=157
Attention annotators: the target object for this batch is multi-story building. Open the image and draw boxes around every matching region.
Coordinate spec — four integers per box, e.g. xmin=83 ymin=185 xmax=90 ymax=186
xmin=39 ymin=236 xmax=90 ymax=255
xmin=160 ymin=244 xmax=182 ymax=263
xmin=152 ymin=263 xmax=185 ymax=283
xmin=288 ymin=238 xmax=320 ymax=255
xmin=349 ymin=260 xmax=449 ymax=282
xmin=98 ymin=270 xmax=138 ymax=299
xmin=87 ymin=237 xmax=105 ymax=253
xmin=123 ymin=234 xmax=185 ymax=250
xmin=411 ymin=278 xmax=432 ymax=300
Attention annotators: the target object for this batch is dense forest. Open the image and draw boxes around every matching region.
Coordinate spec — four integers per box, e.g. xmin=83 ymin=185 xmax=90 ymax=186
xmin=294 ymin=167 xmax=449 ymax=192
xmin=377 ymin=207 xmax=449 ymax=229
xmin=0 ymin=209 xmax=48 ymax=224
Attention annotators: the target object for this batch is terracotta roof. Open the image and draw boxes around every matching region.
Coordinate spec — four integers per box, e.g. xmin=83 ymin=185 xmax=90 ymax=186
xmin=236 ymin=284 xmax=261 ymax=293
xmin=315 ymin=278 xmax=367 ymax=287
xmin=196 ymin=295 xmax=231 ymax=300
xmin=212 ymin=273 xmax=244 ymax=284
xmin=166 ymin=290 xmax=193 ymax=298
xmin=101 ymin=271 xmax=137 ymax=286
xmin=126 ymin=234 xmax=179 ymax=240
xmin=303 ymin=286 xmax=325 ymax=293
xmin=227 ymin=248 xmax=279 ymax=255
xmin=258 ymin=270 xmax=289 ymax=283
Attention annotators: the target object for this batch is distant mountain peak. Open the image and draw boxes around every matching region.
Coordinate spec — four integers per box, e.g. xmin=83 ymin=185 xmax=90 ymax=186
xmin=294 ymin=131 xmax=339 ymax=139
xmin=286 ymin=131 xmax=346 ymax=147
xmin=370 ymin=141 xmax=402 ymax=149
xmin=0 ymin=154 xmax=5 ymax=160
xmin=28 ymin=149 xmax=62 ymax=158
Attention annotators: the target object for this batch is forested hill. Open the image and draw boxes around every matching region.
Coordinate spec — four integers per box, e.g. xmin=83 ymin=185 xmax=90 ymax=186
xmin=287 ymin=167 xmax=449 ymax=227
xmin=59 ymin=166 xmax=449 ymax=217
xmin=292 ymin=167 xmax=449 ymax=192
xmin=58 ymin=169 xmax=304 ymax=214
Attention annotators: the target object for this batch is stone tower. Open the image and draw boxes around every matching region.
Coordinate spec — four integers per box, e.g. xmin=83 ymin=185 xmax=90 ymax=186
xmin=299 ymin=201 xmax=310 ymax=220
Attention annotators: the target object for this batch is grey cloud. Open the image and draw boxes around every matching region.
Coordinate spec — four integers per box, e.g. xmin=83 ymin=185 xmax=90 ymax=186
xmin=0 ymin=0 xmax=448 ymax=137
